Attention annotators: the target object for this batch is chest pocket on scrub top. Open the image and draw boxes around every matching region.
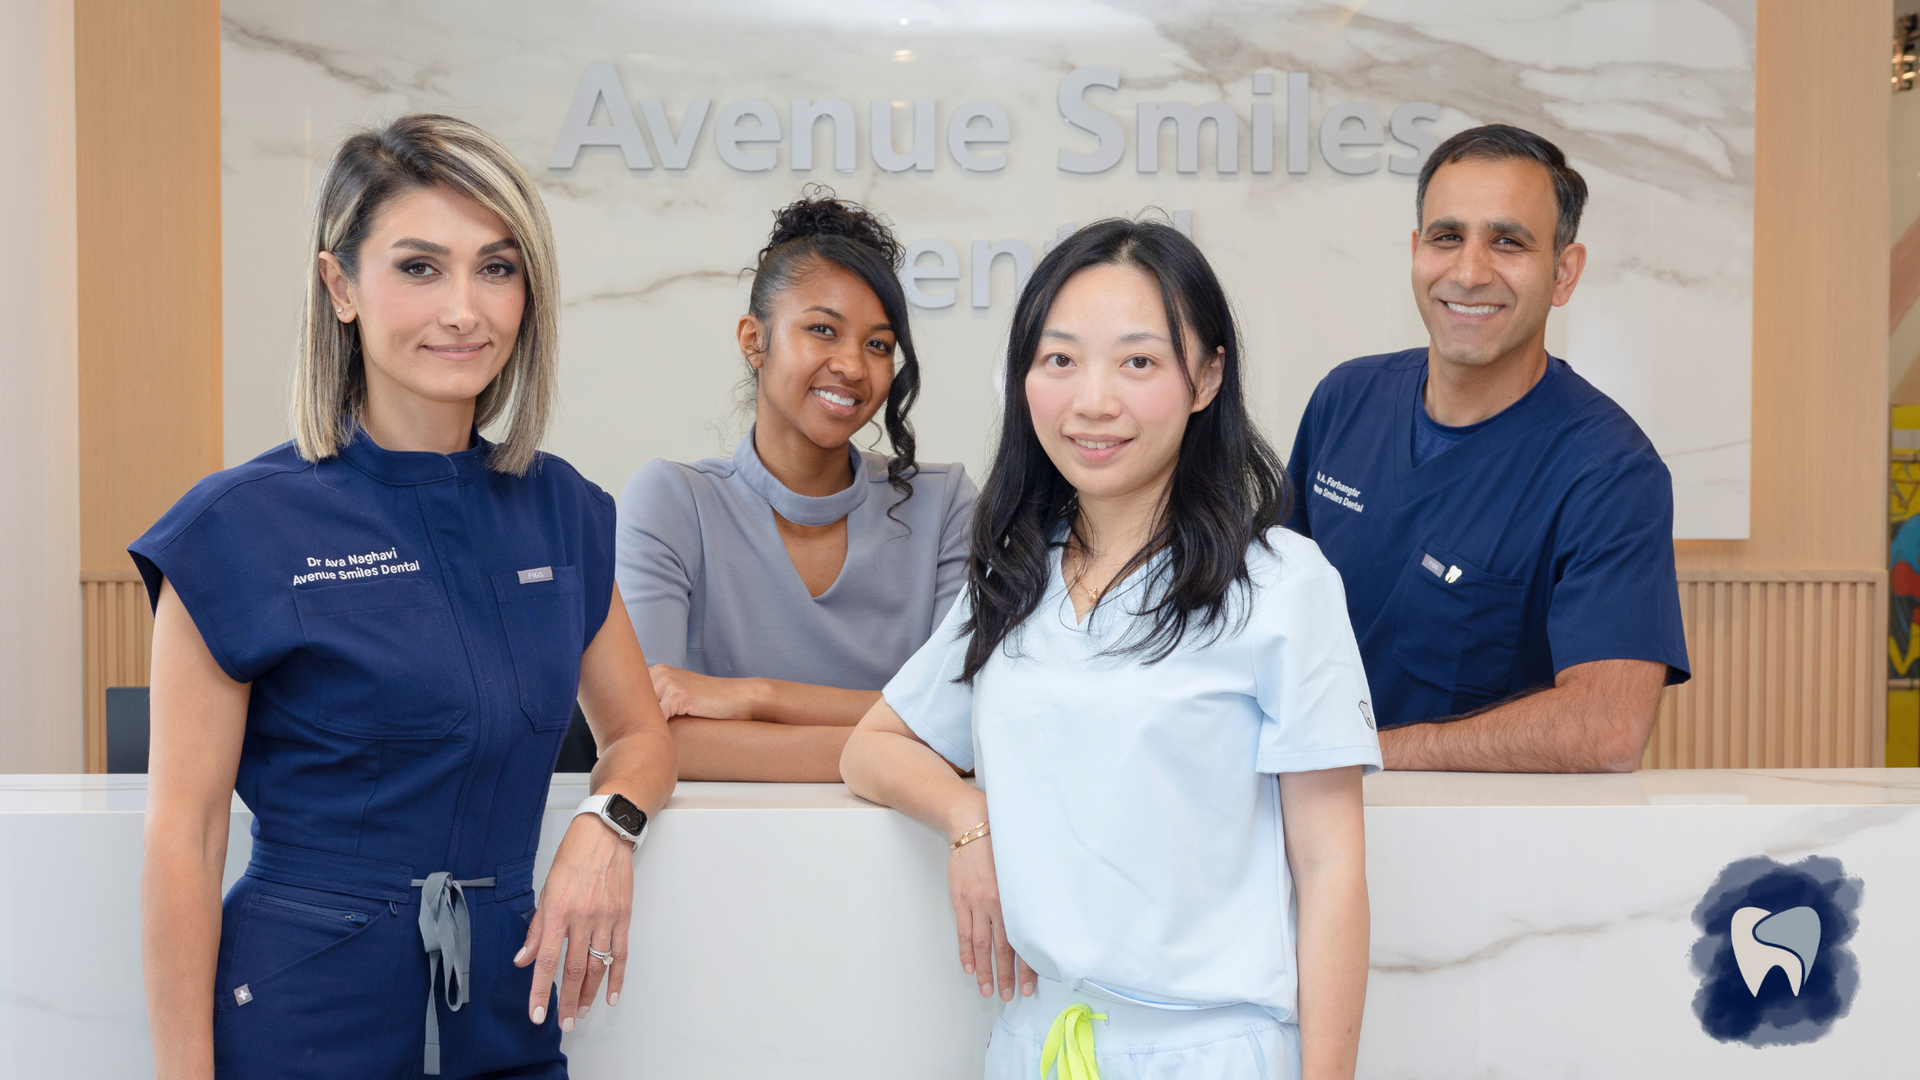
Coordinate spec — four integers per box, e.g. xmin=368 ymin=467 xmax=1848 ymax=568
xmin=292 ymin=578 xmax=468 ymax=739
xmin=1389 ymin=544 xmax=1526 ymax=713
xmin=491 ymin=564 xmax=585 ymax=732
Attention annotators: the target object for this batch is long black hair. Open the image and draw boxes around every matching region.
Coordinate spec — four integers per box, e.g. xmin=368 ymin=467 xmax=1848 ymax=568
xmin=745 ymin=187 xmax=920 ymax=506
xmin=958 ymin=217 xmax=1289 ymax=682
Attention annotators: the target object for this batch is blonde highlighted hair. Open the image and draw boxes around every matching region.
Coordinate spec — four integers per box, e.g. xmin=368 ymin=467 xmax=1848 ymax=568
xmin=293 ymin=114 xmax=559 ymax=475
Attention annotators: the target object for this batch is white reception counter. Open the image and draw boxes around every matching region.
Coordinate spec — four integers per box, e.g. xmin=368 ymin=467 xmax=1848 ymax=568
xmin=2 ymin=770 xmax=1916 ymax=1078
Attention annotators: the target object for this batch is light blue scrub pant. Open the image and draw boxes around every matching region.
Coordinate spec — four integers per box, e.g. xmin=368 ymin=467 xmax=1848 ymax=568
xmin=986 ymin=975 xmax=1301 ymax=1080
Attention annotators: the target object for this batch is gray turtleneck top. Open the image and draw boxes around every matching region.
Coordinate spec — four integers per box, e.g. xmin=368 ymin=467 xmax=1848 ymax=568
xmin=616 ymin=431 xmax=977 ymax=691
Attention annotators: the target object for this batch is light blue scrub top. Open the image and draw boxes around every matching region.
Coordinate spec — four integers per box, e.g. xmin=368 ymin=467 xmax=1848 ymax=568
xmin=617 ymin=430 xmax=976 ymax=690
xmin=885 ymin=527 xmax=1381 ymax=1019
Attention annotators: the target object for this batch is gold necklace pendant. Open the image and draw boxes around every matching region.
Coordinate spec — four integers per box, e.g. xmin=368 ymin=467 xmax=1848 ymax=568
xmin=1070 ymin=548 xmax=1103 ymax=602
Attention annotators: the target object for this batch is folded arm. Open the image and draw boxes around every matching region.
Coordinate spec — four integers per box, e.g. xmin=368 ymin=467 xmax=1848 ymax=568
xmin=1379 ymin=658 xmax=1665 ymax=773
xmin=649 ymin=665 xmax=878 ymax=727
xmin=666 ymin=718 xmax=853 ymax=782
xmin=645 ymin=665 xmax=882 ymax=782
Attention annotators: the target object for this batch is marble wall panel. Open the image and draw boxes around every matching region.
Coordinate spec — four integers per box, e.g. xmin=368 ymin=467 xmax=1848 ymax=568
xmin=221 ymin=0 xmax=1754 ymax=537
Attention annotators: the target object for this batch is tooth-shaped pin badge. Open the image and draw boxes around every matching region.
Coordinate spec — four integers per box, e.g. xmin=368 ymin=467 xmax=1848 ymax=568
xmin=1730 ymin=905 xmax=1821 ymax=997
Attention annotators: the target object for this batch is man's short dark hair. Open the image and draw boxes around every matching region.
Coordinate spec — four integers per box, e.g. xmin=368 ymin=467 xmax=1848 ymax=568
xmin=1415 ymin=124 xmax=1588 ymax=254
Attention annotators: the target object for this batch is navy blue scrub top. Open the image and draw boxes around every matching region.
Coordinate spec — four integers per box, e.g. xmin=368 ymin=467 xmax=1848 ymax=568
xmin=1286 ymin=349 xmax=1690 ymax=730
xmin=129 ymin=428 xmax=617 ymax=879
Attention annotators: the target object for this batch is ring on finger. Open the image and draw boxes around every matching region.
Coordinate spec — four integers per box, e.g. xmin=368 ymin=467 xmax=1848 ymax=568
xmin=587 ymin=945 xmax=614 ymax=965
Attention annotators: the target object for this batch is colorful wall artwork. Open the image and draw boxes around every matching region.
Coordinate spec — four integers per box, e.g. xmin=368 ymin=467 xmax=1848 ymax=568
xmin=1888 ymin=405 xmax=1920 ymax=766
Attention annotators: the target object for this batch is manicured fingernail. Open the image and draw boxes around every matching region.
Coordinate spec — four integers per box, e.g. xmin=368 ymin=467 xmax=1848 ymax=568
xmin=515 ymin=947 xmax=528 ymax=964
xmin=980 ymin=983 xmax=991 ymax=997
xmin=577 ymin=1005 xmax=590 ymax=1018
xmin=963 ymin=962 xmax=974 ymax=974
xmin=609 ymin=992 xmax=619 ymax=1006
xmin=1023 ymin=983 xmax=1035 ymax=996
xmin=532 ymin=1006 xmax=546 ymax=1025
xmin=1001 ymin=988 xmax=1013 ymax=1001
xmin=561 ymin=1016 xmax=574 ymax=1033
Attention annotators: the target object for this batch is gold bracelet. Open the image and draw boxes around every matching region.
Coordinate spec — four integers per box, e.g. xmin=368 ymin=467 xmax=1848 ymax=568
xmin=950 ymin=820 xmax=990 ymax=852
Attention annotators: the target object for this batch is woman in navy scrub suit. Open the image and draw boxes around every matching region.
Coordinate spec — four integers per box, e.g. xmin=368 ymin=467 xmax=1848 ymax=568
xmin=617 ymin=192 xmax=975 ymax=782
xmin=135 ymin=116 xmax=676 ymax=1080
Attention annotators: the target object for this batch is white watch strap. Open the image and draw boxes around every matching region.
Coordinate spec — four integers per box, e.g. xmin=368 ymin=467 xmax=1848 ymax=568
xmin=574 ymin=793 xmax=644 ymax=848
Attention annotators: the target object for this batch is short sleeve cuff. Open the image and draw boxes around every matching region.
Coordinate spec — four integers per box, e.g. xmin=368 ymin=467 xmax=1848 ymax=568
xmin=128 ymin=543 xmax=251 ymax=686
xmin=1256 ymin=745 xmax=1382 ymax=777
xmin=1549 ymin=642 xmax=1692 ymax=685
xmin=885 ymin=692 xmax=975 ymax=773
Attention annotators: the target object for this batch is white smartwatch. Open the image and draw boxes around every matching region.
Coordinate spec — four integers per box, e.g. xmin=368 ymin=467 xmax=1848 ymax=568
xmin=575 ymin=792 xmax=648 ymax=849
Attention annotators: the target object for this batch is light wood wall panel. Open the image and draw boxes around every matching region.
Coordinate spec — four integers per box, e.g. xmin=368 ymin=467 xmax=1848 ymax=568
xmin=1644 ymin=571 xmax=1887 ymax=769
xmin=1650 ymin=1 xmax=1892 ymax=767
xmin=75 ymin=0 xmax=222 ymax=769
xmin=1678 ymin=0 xmax=1890 ymax=575
xmin=81 ymin=572 xmax=152 ymax=773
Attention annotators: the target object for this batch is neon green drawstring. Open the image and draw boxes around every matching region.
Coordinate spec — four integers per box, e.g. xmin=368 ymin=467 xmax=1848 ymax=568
xmin=1040 ymin=1002 xmax=1107 ymax=1080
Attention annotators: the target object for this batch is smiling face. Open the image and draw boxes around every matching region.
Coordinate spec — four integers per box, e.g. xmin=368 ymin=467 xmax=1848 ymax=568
xmin=319 ymin=185 xmax=525 ymax=421
xmin=1412 ymin=156 xmax=1585 ymax=371
xmin=740 ymin=260 xmax=896 ymax=455
xmin=1023 ymin=262 xmax=1222 ymax=511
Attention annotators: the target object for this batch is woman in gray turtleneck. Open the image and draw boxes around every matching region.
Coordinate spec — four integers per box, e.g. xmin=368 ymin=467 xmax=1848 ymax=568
xmin=616 ymin=193 xmax=975 ymax=781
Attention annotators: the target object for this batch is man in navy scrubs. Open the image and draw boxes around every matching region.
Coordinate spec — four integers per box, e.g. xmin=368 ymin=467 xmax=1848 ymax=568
xmin=1287 ymin=124 xmax=1689 ymax=772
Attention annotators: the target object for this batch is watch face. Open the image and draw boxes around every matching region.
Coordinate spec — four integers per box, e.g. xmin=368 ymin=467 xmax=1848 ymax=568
xmin=605 ymin=794 xmax=646 ymax=835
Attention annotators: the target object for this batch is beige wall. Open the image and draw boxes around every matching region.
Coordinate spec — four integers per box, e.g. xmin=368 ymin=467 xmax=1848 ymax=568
xmin=0 ymin=0 xmax=81 ymax=772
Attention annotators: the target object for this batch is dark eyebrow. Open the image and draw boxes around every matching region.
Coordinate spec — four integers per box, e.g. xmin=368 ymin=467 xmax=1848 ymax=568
xmin=392 ymin=237 xmax=449 ymax=256
xmin=802 ymin=306 xmax=844 ymax=321
xmin=1040 ymin=328 xmax=1079 ymax=342
xmin=392 ymin=237 xmax=519 ymax=256
xmin=1486 ymin=218 xmax=1537 ymax=243
xmin=1118 ymin=330 xmax=1170 ymax=345
xmin=1423 ymin=216 xmax=1538 ymax=245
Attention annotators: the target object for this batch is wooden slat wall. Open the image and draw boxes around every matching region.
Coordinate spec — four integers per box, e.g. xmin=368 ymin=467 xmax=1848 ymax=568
xmin=1643 ymin=571 xmax=1888 ymax=769
xmin=81 ymin=572 xmax=153 ymax=774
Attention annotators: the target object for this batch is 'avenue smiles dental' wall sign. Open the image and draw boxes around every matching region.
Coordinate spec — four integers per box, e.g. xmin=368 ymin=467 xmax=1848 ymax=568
xmin=550 ymin=65 xmax=1441 ymax=309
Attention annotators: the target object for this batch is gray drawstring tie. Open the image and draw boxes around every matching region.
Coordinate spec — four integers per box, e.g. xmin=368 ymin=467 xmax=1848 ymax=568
xmin=414 ymin=872 xmax=496 ymax=1075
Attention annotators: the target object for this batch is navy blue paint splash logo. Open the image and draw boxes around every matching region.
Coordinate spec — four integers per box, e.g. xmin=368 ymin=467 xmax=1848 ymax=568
xmin=1690 ymin=855 xmax=1863 ymax=1046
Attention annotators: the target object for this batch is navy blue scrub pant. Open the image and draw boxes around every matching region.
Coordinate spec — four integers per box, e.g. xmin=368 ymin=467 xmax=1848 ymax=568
xmin=211 ymin=840 xmax=565 ymax=1079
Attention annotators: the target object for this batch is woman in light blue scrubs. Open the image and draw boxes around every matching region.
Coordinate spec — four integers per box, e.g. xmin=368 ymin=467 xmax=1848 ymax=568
xmin=842 ymin=220 xmax=1380 ymax=1079
xmin=617 ymin=193 xmax=975 ymax=782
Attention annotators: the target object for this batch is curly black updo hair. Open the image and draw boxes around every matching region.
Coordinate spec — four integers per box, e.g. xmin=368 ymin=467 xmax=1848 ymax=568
xmin=744 ymin=186 xmax=920 ymax=509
